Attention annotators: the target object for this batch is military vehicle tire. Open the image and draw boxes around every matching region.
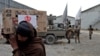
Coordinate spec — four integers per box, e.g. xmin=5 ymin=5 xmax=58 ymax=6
xmin=45 ymin=35 xmax=56 ymax=44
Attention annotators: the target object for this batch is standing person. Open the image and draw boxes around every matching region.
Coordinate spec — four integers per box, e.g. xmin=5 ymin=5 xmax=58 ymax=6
xmin=74 ymin=26 xmax=80 ymax=43
xmin=8 ymin=21 xmax=46 ymax=56
xmin=88 ymin=25 xmax=93 ymax=40
xmin=66 ymin=25 xmax=73 ymax=44
xmin=71 ymin=25 xmax=75 ymax=39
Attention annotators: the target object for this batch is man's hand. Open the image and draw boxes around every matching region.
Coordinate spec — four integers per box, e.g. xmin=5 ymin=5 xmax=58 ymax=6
xmin=8 ymin=34 xmax=18 ymax=50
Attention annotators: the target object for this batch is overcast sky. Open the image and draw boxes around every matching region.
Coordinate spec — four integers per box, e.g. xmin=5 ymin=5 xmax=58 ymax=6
xmin=14 ymin=0 xmax=100 ymax=17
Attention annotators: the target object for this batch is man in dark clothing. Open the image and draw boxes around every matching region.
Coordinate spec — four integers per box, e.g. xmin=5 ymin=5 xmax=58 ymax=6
xmin=8 ymin=21 xmax=46 ymax=56
xmin=66 ymin=25 xmax=73 ymax=44
xmin=88 ymin=25 xmax=93 ymax=40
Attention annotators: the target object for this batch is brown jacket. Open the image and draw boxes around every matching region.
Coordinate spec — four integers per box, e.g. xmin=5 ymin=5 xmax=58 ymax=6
xmin=74 ymin=28 xmax=80 ymax=36
xmin=13 ymin=37 xmax=46 ymax=56
xmin=66 ymin=27 xmax=73 ymax=34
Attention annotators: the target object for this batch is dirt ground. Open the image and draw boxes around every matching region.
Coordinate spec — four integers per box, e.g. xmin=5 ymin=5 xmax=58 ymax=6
xmin=0 ymin=30 xmax=100 ymax=56
xmin=46 ymin=30 xmax=100 ymax=56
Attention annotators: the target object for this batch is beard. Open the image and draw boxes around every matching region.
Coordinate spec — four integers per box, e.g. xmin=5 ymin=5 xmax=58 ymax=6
xmin=17 ymin=38 xmax=32 ymax=49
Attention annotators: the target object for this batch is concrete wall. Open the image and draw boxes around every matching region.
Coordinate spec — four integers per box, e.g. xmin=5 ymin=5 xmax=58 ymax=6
xmin=81 ymin=5 xmax=100 ymax=30
xmin=94 ymin=21 xmax=100 ymax=30
xmin=54 ymin=16 xmax=75 ymax=25
xmin=54 ymin=16 xmax=63 ymax=24
xmin=81 ymin=12 xmax=99 ymax=29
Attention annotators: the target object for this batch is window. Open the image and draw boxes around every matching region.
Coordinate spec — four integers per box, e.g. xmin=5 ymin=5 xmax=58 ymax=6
xmin=58 ymin=23 xmax=64 ymax=28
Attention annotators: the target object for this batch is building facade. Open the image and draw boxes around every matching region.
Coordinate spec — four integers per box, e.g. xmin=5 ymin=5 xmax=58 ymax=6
xmin=0 ymin=0 xmax=34 ymax=29
xmin=53 ymin=15 xmax=75 ymax=29
xmin=0 ymin=0 xmax=33 ymax=12
xmin=81 ymin=4 xmax=100 ymax=30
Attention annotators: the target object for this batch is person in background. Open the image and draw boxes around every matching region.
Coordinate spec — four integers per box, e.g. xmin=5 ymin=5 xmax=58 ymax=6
xmin=66 ymin=25 xmax=73 ymax=44
xmin=74 ymin=26 xmax=80 ymax=43
xmin=8 ymin=21 xmax=46 ymax=56
xmin=88 ymin=25 xmax=93 ymax=40
xmin=1 ymin=28 xmax=10 ymax=44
